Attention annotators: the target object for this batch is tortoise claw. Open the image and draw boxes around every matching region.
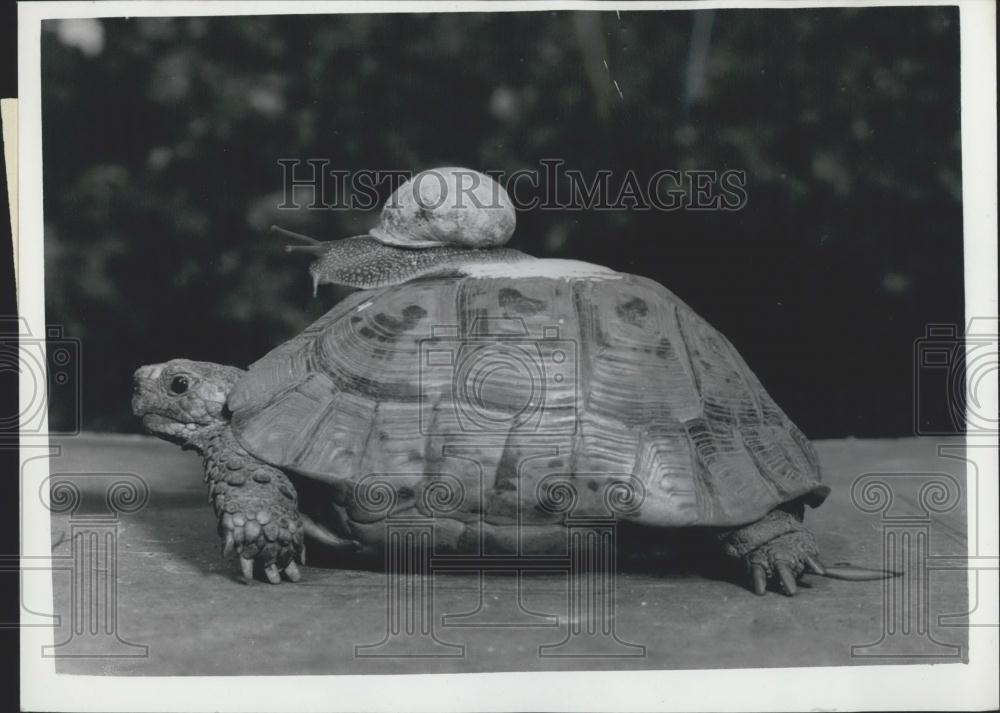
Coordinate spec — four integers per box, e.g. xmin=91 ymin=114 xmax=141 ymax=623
xmin=264 ymin=564 xmax=282 ymax=584
xmin=284 ymin=561 xmax=302 ymax=582
xmin=222 ymin=533 xmax=235 ymax=558
xmin=739 ymin=527 xmax=817 ymax=596
xmin=804 ymin=554 xmax=826 ymax=576
xmin=239 ymin=557 xmax=254 ymax=583
xmin=775 ymin=562 xmax=798 ymax=596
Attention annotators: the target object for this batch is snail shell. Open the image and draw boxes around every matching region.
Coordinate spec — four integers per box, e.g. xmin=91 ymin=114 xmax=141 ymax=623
xmin=369 ymin=167 xmax=516 ymax=249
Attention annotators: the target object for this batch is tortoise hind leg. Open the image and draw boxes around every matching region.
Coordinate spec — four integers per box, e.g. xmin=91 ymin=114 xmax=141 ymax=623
xmin=719 ymin=507 xmax=825 ymax=596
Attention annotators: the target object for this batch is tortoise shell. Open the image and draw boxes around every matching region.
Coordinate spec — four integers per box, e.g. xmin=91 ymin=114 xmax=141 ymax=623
xmin=228 ymin=261 xmax=828 ymax=550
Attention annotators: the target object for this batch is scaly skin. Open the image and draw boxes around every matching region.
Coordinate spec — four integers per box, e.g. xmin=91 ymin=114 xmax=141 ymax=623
xmin=201 ymin=424 xmax=304 ymax=583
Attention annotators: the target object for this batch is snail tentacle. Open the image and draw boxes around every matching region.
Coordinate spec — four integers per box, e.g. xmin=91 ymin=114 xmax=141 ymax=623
xmin=269 ymin=225 xmax=324 ymax=245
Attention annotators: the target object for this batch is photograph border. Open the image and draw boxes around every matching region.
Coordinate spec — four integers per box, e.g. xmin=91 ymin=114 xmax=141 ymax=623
xmin=16 ymin=1 xmax=997 ymax=711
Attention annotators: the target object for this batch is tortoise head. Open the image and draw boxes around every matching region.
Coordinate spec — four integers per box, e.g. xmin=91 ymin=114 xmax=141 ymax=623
xmin=132 ymin=359 xmax=245 ymax=448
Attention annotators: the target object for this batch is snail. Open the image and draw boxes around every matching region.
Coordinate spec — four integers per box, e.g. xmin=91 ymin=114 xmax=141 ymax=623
xmin=276 ymin=167 xmax=535 ymax=292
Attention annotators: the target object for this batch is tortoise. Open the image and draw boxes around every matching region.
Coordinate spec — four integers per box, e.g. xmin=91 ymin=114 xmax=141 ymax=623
xmin=132 ymin=168 xmax=892 ymax=594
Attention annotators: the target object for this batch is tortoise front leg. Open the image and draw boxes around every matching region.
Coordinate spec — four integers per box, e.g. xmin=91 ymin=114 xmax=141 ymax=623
xmin=203 ymin=429 xmax=305 ymax=584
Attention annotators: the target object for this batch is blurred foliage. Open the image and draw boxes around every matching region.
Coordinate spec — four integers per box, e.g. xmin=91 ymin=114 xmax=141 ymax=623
xmin=42 ymin=8 xmax=962 ymax=436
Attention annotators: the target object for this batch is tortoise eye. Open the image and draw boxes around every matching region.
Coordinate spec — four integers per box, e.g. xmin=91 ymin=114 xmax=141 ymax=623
xmin=169 ymin=375 xmax=190 ymax=395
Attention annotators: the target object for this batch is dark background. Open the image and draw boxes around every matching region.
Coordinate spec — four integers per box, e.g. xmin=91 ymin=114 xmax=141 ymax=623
xmin=40 ymin=7 xmax=963 ymax=438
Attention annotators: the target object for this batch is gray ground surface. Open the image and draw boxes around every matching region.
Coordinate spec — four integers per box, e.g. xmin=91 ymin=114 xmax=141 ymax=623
xmin=45 ymin=435 xmax=969 ymax=675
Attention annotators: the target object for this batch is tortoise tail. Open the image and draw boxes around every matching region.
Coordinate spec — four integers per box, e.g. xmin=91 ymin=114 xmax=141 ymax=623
xmin=820 ymin=564 xmax=901 ymax=581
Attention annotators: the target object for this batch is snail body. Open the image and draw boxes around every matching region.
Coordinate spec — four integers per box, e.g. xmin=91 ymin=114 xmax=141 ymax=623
xmin=307 ymin=236 xmax=534 ymax=291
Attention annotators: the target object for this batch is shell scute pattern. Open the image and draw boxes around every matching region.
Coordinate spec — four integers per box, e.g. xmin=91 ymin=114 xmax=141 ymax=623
xmin=230 ymin=272 xmax=827 ymax=534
